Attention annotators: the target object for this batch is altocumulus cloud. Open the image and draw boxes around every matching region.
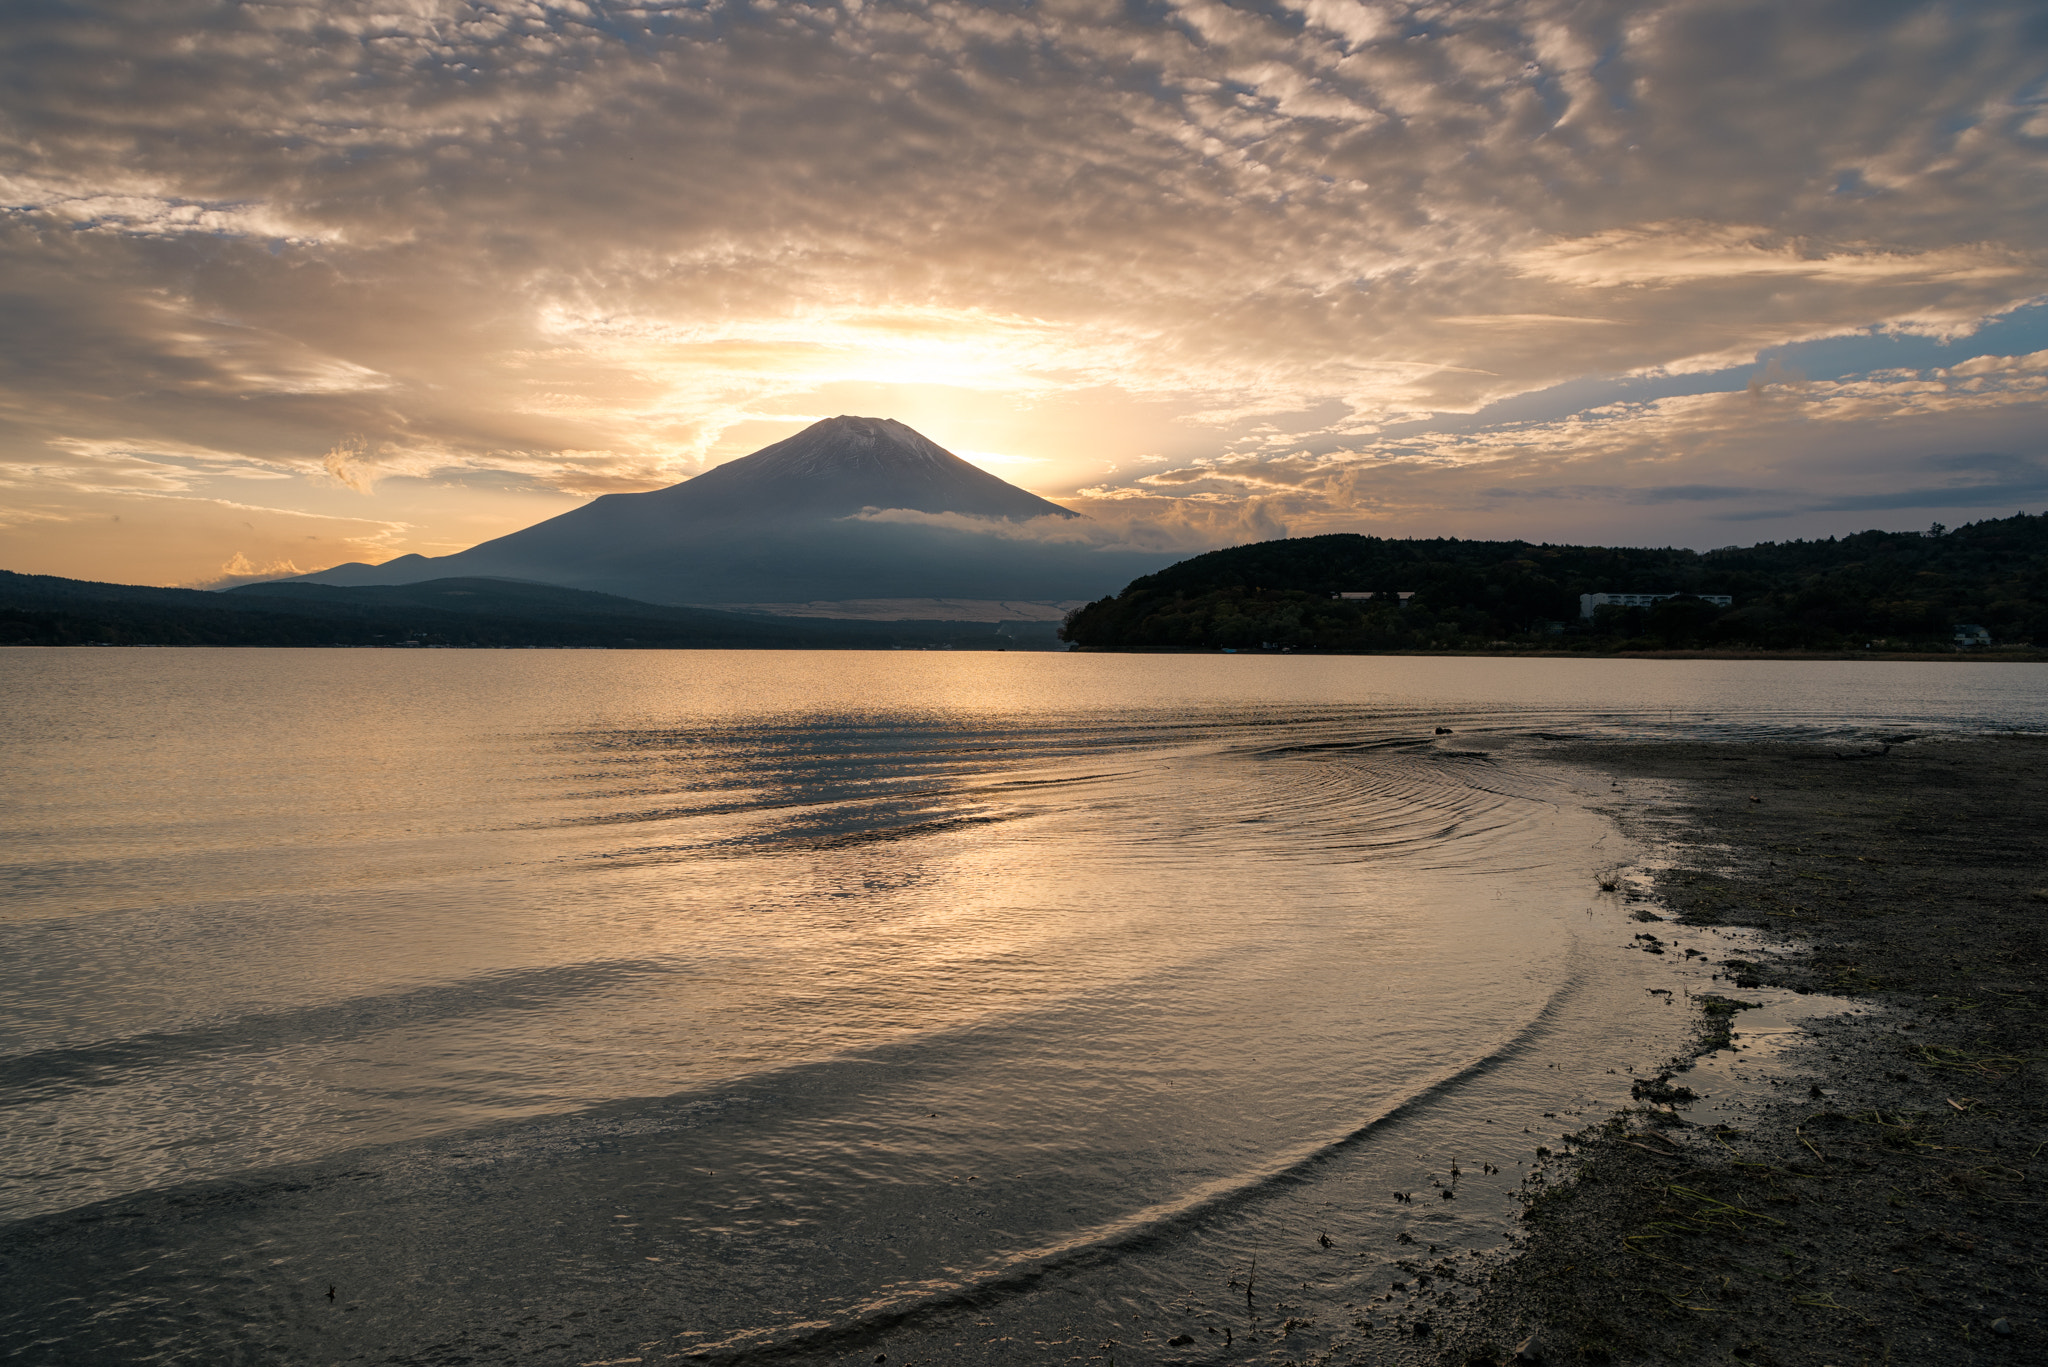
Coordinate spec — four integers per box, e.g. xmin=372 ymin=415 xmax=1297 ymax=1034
xmin=1 ymin=0 xmax=2046 ymax=581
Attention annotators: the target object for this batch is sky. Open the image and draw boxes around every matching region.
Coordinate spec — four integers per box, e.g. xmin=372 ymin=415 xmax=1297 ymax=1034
xmin=2 ymin=0 xmax=2045 ymax=588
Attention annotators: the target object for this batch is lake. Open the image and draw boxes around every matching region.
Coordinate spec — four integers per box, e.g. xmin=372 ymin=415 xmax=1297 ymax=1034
xmin=3 ymin=650 xmax=2043 ymax=1364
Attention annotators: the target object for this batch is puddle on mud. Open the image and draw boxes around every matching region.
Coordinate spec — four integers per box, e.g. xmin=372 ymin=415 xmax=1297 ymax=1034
xmin=1583 ymin=860 xmax=1877 ymax=1144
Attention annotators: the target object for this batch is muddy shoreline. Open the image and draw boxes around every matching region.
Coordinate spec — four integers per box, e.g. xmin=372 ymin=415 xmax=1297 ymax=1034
xmin=1429 ymin=734 xmax=2048 ymax=1367
xmin=1063 ymin=649 xmax=2048 ymax=661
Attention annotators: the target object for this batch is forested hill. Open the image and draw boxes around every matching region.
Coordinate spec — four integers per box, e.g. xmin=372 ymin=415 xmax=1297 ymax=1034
xmin=1059 ymin=512 xmax=2048 ymax=653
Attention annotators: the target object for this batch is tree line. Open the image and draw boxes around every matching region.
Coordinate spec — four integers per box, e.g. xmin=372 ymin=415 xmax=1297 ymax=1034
xmin=1058 ymin=512 xmax=2048 ymax=653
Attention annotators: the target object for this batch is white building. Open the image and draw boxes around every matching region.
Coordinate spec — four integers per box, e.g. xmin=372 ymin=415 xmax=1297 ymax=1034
xmin=1954 ymin=624 xmax=1992 ymax=647
xmin=1580 ymin=591 xmax=1733 ymax=619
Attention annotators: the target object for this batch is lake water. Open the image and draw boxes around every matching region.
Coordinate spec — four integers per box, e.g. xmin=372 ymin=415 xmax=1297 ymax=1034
xmin=2 ymin=651 xmax=2043 ymax=1365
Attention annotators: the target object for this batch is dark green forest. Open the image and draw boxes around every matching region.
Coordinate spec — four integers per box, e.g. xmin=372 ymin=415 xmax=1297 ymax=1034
xmin=1059 ymin=513 xmax=2048 ymax=653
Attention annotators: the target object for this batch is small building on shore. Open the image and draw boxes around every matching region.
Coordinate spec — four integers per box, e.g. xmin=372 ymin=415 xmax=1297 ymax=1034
xmin=1580 ymin=591 xmax=1732 ymax=619
xmin=1954 ymin=624 xmax=1992 ymax=647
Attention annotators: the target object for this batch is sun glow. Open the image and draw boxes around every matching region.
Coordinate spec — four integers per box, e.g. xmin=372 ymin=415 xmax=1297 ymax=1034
xmin=534 ymin=304 xmax=1103 ymax=403
xmin=512 ymin=302 xmax=1147 ymax=484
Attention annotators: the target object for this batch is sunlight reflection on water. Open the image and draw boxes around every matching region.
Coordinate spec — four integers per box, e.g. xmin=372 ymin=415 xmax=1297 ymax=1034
xmin=1 ymin=650 xmax=2041 ymax=1363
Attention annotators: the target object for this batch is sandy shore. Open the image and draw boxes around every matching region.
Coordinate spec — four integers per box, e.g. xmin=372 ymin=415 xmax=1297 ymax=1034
xmin=1428 ymin=734 xmax=2048 ymax=1367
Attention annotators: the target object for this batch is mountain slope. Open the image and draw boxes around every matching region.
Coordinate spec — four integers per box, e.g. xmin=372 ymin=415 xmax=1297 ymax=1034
xmin=626 ymin=414 xmax=1077 ymax=523
xmin=291 ymin=416 xmax=1161 ymax=606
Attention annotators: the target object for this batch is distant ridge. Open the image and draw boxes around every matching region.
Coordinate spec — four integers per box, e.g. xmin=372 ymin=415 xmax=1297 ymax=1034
xmin=0 ymin=570 xmax=1062 ymax=649
xmin=291 ymin=416 xmax=1167 ymax=607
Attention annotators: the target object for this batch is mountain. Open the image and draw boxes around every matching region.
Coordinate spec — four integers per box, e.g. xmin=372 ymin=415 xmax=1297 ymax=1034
xmin=0 ymin=570 xmax=1061 ymax=649
xmin=293 ymin=416 xmax=1173 ymax=608
xmin=619 ymin=414 xmax=1078 ymax=523
xmin=1058 ymin=514 xmax=2048 ymax=652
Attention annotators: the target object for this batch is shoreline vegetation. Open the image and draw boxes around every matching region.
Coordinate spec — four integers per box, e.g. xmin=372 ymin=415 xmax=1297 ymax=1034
xmin=1058 ymin=514 xmax=2048 ymax=656
xmin=1430 ymin=736 xmax=2047 ymax=1367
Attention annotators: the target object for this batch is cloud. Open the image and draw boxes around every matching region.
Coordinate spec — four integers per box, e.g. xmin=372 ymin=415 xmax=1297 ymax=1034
xmin=0 ymin=0 xmax=2045 ymax=572
xmin=197 ymin=551 xmax=307 ymax=589
xmin=1746 ymin=357 xmax=1811 ymax=405
xmin=1099 ymin=358 xmax=2048 ymax=544
xmin=852 ymin=497 xmax=1292 ymax=553
xmin=8 ymin=438 xmax=297 ymax=496
xmin=1944 ymin=348 xmax=2048 ymax=378
xmin=322 ymin=437 xmax=379 ymax=494
xmin=1515 ymin=224 xmax=2029 ymax=290
xmin=1716 ymin=450 xmax=2048 ymax=520
xmin=0 ymin=477 xmax=416 ymax=588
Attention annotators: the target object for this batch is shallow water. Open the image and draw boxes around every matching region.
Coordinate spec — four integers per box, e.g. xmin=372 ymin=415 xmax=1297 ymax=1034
xmin=1 ymin=651 xmax=2042 ymax=1364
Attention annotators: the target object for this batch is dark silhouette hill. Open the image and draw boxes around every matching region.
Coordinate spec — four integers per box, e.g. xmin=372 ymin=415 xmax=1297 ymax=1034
xmin=233 ymin=577 xmax=773 ymax=622
xmin=293 ymin=416 xmax=1170 ymax=606
xmin=1058 ymin=513 xmax=2048 ymax=652
xmin=0 ymin=571 xmax=1058 ymax=649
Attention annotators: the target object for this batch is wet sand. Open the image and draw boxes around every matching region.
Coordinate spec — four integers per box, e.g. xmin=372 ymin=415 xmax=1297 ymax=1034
xmin=1436 ymin=734 xmax=2048 ymax=1367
